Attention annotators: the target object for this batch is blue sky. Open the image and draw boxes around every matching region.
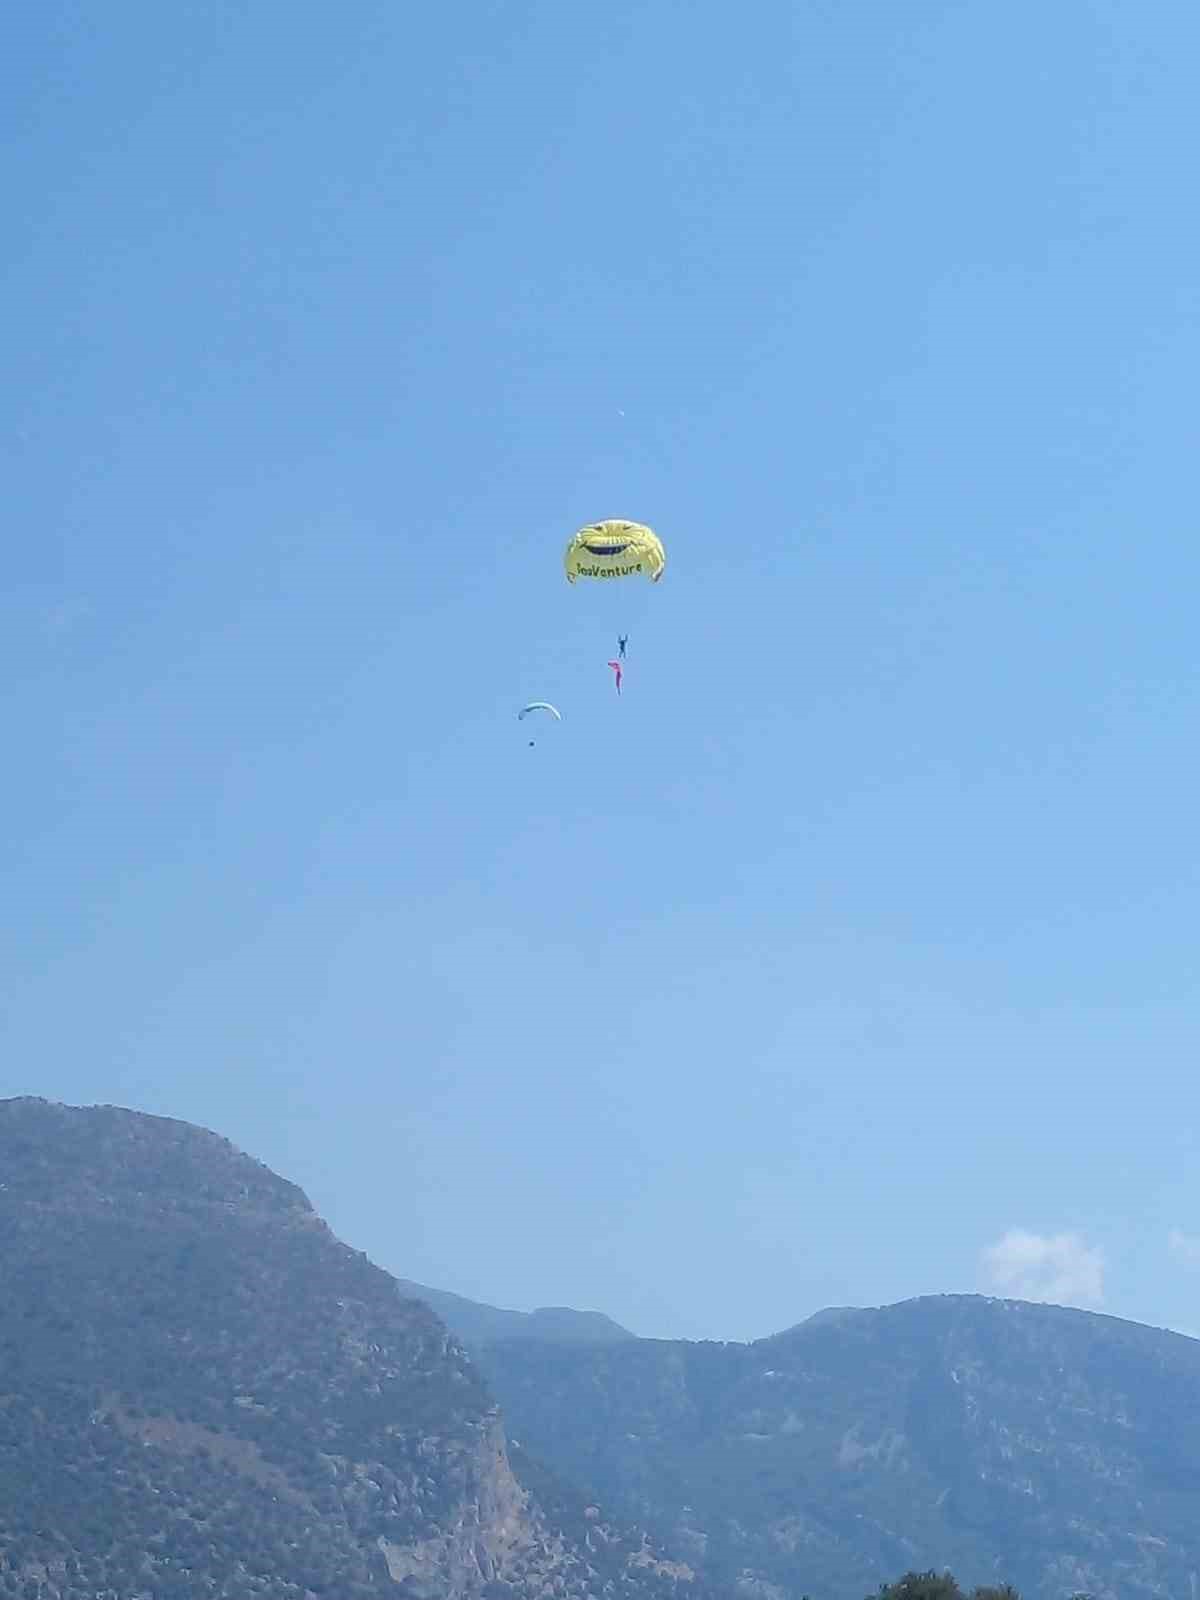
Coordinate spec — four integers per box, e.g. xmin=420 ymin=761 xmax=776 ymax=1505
xmin=4 ymin=1 xmax=1199 ymax=1342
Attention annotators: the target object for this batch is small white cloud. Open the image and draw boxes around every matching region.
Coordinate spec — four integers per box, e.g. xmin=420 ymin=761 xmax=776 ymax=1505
xmin=1168 ymin=1229 xmax=1200 ymax=1267
xmin=980 ymin=1228 xmax=1105 ymax=1307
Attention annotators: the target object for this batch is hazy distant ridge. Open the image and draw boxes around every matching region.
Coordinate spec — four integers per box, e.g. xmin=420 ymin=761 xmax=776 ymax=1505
xmin=395 ymin=1278 xmax=636 ymax=1347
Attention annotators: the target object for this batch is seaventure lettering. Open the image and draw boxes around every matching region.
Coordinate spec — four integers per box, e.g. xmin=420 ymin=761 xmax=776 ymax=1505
xmin=574 ymin=562 xmax=644 ymax=578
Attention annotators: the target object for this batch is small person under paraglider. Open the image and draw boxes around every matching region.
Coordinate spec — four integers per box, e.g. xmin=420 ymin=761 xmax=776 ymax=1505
xmin=518 ymin=701 xmax=562 ymax=747
xmin=617 ymin=634 xmax=628 ymax=659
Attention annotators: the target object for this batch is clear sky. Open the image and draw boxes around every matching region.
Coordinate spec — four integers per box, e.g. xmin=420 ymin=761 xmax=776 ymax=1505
xmin=4 ymin=2 xmax=1199 ymax=1343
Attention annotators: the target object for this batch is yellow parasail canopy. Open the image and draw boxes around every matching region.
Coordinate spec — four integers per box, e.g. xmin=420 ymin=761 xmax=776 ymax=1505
xmin=563 ymin=520 xmax=665 ymax=584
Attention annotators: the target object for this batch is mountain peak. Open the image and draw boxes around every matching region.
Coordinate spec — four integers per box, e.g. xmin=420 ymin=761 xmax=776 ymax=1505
xmin=0 ymin=1097 xmax=703 ymax=1600
xmin=477 ymin=1285 xmax=1200 ymax=1600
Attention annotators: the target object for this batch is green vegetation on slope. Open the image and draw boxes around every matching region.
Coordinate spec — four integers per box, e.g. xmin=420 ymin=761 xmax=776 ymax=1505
xmin=475 ymin=1295 xmax=1200 ymax=1600
xmin=0 ymin=1098 xmax=711 ymax=1600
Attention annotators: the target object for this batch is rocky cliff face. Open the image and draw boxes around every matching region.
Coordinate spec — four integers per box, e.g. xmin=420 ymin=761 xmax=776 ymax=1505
xmin=12 ymin=1093 xmax=1196 ymax=1600
xmin=475 ymin=1295 xmax=1200 ymax=1600
xmin=0 ymin=1097 xmax=712 ymax=1600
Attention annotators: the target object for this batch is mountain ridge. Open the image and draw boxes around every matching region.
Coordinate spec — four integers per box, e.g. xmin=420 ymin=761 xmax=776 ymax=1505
xmin=10 ymin=1093 xmax=1200 ymax=1600
xmin=392 ymin=1278 xmax=636 ymax=1348
xmin=0 ymin=1095 xmax=719 ymax=1600
xmin=474 ymin=1290 xmax=1200 ymax=1600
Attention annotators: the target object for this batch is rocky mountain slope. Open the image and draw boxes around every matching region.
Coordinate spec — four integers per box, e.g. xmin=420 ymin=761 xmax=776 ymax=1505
xmin=11 ymin=1091 xmax=1195 ymax=1600
xmin=475 ymin=1295 xmax=1200 ymax=1600
xmin=0 ymin=1097 xmax=713 ymax=1600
